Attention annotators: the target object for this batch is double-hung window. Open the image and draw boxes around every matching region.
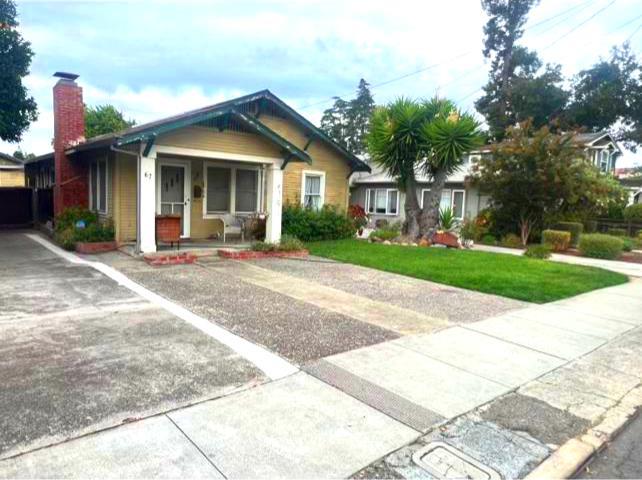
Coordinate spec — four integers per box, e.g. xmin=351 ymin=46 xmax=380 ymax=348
xmin=600 ymin=151 xmax=610 ymax=173
xmin=421 ymin=188 xmax=466 ymax=219
xmin=89 ymin=157 xmax=108 ymax=214
xmin=302 ymin=171 xmax=325 ymax=209
xmin=365 ymin=188 xmax=398 ymax=215
xmin=205 ymin=163 xmax=260 ymax=215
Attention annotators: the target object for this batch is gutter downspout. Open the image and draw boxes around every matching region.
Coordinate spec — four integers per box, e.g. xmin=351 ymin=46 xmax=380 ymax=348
xmin=110 ymin=145 xmax=140 ymax=253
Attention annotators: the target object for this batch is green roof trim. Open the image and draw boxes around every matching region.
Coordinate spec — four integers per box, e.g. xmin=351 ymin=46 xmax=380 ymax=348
xmin=230 ymin=109 xmax=311 ymax=165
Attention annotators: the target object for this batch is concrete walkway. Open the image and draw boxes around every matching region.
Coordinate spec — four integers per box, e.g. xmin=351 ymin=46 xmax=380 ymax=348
xmin=2 ymin=235 xmax=641 ymax=479
xmin=474 ymin=244 xmax=642 ymax=277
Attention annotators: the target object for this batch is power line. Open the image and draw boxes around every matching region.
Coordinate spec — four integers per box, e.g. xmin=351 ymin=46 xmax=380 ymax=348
xmin=626 ymin=23 xmax=642 ymax=42
xmin=543 ymin=0 xmax=617 ymax=49
xmin=300 ymin=1 xmax=609 ymax=111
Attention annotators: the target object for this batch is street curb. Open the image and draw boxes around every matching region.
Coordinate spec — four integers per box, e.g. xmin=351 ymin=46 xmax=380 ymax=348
xmin=525 ymin=388 xmax=641 ymax=480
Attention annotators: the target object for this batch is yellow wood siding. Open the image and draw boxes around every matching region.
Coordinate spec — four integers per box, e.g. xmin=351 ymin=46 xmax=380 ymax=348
xmin=157 ymin=126 xmax=282 ymax=158
xmin=113 ymin=153 xmax=137 ymax=242
xmin=0 ymin=170 xmax=25 ymax=187
xmin=260 ymin=115 xmax=351 ymax=210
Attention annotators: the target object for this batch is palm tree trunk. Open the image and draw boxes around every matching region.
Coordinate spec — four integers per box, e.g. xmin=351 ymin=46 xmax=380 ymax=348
xmin=419 ymin=169 xmax=449 ymax=237
xmin=402 ymin=176 xmax=421 ymax=238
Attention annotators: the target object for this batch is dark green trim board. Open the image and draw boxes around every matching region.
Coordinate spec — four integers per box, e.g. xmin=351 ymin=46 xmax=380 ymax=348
xmin=142 ymin=136 xmax=155 ymax=157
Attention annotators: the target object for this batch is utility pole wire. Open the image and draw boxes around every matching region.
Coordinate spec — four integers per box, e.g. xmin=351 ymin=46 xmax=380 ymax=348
xmin=543 ymin=0 xmax=617 ymax=49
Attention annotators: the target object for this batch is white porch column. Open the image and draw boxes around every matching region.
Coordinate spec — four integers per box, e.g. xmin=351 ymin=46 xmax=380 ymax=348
xmin=265 ymin=163 xmax=283 ymax=243
xmin=137 ymin=145 xmax=157 ymax=253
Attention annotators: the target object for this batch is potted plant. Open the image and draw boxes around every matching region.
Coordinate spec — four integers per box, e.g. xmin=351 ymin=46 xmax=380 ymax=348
xmin=432 ymin=207 xmax=461 ymax=248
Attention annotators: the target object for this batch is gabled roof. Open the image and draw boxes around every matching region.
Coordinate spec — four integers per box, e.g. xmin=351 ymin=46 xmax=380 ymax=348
xmin=0 ymin=152 xmax=22 ymax=165
xmin=32 ymin=90 xmax=370 ymax=173
xmin=572 ymin=131 xmax=623 ymax=154
xmin=0 ymin=153 xmax=24 ymax=169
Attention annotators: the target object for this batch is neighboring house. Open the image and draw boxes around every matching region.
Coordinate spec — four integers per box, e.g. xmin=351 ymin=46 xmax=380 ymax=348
xmin=350 ymin=131 xmax=623 ymax=225
xmin=28 ymin=72 xmax=369 ymax=253
xmin=0 ymin=153 xmax=25 ymax=187
xmin=615 ymin=168 xmax=642 ymax=205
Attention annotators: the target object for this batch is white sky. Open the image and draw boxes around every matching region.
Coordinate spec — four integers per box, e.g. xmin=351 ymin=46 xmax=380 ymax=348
xmin=3 ymin=0 xmax=642 ymax=166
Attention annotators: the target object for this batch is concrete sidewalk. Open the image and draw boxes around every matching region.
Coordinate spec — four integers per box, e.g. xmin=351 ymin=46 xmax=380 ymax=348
xmin=2 ymin=237 xmax=640 ymax=479
xmin=474 ymin=243 xmax=642 ymax=277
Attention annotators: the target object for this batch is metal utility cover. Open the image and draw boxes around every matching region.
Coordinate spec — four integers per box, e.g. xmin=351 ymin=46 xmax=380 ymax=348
xmin=412 ymin=441 xmax=502 ymax=480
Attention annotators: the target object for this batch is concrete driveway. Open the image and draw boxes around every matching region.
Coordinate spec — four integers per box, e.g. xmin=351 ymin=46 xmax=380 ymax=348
xmin=0 ymin=231 xmax=265 ymax=460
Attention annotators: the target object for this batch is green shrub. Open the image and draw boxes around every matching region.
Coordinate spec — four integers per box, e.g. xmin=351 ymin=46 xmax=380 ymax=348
xmin=251 ymin=241 xmax=275 ymax=252
xmin=278 ymin=234 xmax=305 ymax=252
xmin=369 ymin=228 xmax=399 ymax=241
xmin=524 ymin=244 xmax=552 ymax=259
xmin=251 ymin=234 xmax=305 ymax=252
xmin=584 ymin=220 xmax=598 ymax=233
xmin=622 ymin=237 xmax=634 ymax=252
xmin=579 ymin=233 xmax=624 ymax=260
xmin=553 ymin=222 xmax=583 ymax=247
xmin=74 ymin=222 xmax=115 ymax=243
xmin=541 ymin=230 xmax=571 ymax=252
xmin=55 ymin=207 xmax=98 ymax=233
xmin=282 ymin=204 xmax=356 ymax=242
xmin=481 ymin=234 xmax=496 ymax=246
xmin=608 ymin=227 xmax=627 ymax=237
xmin=499 ymin=233 xmax=522 ymax=248
xmin=54 ymin=228 xmax=77 ymax=251
xmin=623 ymin=204 xmax=642 ymax=222
xmin=460 ymin=218 xmax=487 ymax=241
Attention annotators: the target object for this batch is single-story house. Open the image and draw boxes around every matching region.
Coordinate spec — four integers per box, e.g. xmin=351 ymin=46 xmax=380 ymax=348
xmin=28 ymin=72 xmax=370 ymax=252
xmin=350 ymin=131 xmax=623 ymax=225
xmin=0 ymin=153 xmax=25 ymax=187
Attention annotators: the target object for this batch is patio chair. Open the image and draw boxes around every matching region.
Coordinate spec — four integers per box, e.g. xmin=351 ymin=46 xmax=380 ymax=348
xmin=219 ymin=214 xmax=245 ymax=243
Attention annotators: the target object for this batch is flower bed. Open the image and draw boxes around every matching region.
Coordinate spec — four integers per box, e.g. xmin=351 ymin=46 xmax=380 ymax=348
xmin=218 ymin=249 xmax=309 ymax=260
xmin=75 ymin=241 xmax=119 ymax=254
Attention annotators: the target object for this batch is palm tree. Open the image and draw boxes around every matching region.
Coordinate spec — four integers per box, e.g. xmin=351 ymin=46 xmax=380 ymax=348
xmin=367 ymin=97 xmax=481 ymax=239
xmin=367 ymin=98 xmax=427 ymax=237
xmin=419 ymin=102 xmax=482 ymax=236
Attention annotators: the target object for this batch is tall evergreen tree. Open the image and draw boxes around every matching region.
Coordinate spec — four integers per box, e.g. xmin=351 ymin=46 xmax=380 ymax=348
xmin=320 ymin=79 xmax=375 ymax=156
xmin=0 ymin=0 xmax=38 ymax=142
xmin=84 ymin=104 xmax=135 ymax=138
xmin=565 ymin=44 xmax=642 ymax=151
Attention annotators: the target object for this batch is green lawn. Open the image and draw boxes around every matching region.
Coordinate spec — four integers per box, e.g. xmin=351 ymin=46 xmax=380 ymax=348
xmin=307 ymin=239 xmax=628 ymax=303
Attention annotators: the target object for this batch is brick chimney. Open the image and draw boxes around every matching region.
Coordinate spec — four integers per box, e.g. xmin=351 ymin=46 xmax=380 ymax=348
xmin=53 ymin=72 xmax=88 ymax=216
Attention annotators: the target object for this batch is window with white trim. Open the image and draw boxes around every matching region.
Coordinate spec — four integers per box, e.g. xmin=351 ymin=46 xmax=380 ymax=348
xmin=205 ymin=163 xmax=260 ymax=215
xmin=600 ymin=150 xmax=610 ymax=172
xmin=302 ymin=171 xmax=325 ymax=209
xmin=89 ymin=157 xmax=108 ymax=214
xmin=421 ymin=188 xmax=466 ymax=219
xmin=365 ymin=188 xmax=399 ymax=215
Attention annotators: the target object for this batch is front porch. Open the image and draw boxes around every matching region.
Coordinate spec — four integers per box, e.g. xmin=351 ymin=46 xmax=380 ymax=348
xmin=136 ymin=145 xmax=286 ymax=253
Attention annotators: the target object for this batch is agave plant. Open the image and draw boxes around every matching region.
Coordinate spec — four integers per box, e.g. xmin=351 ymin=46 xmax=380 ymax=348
xmin=438 ymin=207 xmax=459 ymax=232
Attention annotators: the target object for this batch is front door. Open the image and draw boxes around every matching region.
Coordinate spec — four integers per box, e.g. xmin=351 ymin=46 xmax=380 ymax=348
xmin=158 ymin=162 xmax=190 ymax=237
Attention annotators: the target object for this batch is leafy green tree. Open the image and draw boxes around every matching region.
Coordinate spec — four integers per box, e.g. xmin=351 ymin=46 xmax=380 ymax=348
xmin=367 ymin=98 xmax=481 ymax=238
xmin=472 ymin=122 xmax=626 ymax=245
xmin=84 ymin=105 xmax=135 ymax=138
xmin=0 ymin=0 xmax=38 ymax=142
xmin=12 ymin=149 xmax=34 ymax=161
xmin=565 ymin=44 xmax=642 ymax=151
xmin=320 ymin=79 xmax=375 ymax=155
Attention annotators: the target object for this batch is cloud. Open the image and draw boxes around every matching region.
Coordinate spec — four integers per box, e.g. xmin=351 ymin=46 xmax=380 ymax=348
xmin=3 ymin=0 xmax=640 ymax=166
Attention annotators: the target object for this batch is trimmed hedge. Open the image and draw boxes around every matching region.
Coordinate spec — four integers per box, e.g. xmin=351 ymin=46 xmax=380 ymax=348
xmin=524 ymin=244 xmax=552 ymax=259
xmin=542 ymin=229 xmax=571 ymax=252
xmin=579 ymin=233 xmax=624 ymax=260
xmin=282 ymin=204 xmax=356 ymax=242
xmin=553 ymin=222 xmax=583 ymax=247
